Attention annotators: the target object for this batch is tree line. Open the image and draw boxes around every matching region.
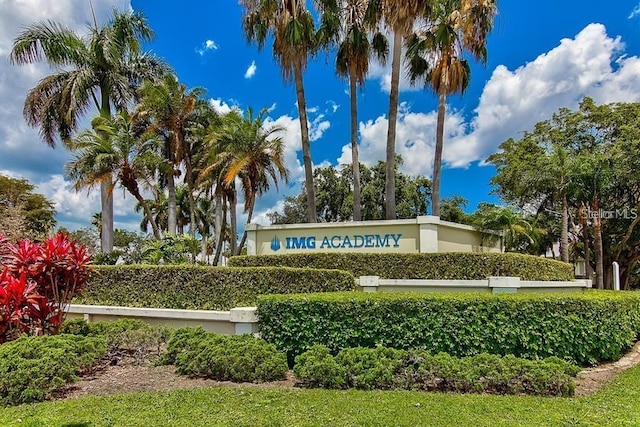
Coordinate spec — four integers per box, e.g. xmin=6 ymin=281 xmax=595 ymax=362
xmin=9 ymin=1 xmax=498 ymax=259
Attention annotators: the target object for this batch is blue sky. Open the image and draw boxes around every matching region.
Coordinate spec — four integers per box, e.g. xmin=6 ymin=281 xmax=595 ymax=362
xmin=1 ymin=0 xmax=640 ymax=232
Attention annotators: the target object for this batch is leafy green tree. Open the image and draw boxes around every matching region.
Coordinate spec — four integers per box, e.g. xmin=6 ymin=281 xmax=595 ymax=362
xmin=488 ymin=98 xmax=640 ymax=289
xmin=241 ymin=0 xmax=319 ymax=222
xmin=0 ymin=174 xmax=56 ymax=240
xmin=11 ymin=9 xmax=167 ymax=253
xmin=407 ymin=0 xmax=497 ymax=217
xmin=267 ymin=157 xmax=431 ymax=223
xmin=440 ymin=196 xmax=469 ymax=224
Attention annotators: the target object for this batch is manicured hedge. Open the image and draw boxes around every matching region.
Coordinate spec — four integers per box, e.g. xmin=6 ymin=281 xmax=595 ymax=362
xmin=257 ymin=291 xmax=640 ymax=366
xmin=75 ymin=265 xmax=355 ymax=310
xmin=294 ymin=345 xmax=580 ymax=396
xmin=229 ymin=252 xmax=574 ymax=281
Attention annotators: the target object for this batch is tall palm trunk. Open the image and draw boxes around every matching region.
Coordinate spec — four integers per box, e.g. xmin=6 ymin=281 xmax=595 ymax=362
xmin=349 ymin=70 xmax=362 ymax=221
xmin=183 ymin=151 xmax=197 ymax=237
xmin=592 ymin=199 xmax=604 ymax=289
xmin=229 ymin=188 xmax=238 ymax=256
xmin=385 ymin=32 xmax=402 ymax=220
xmin=167 ymin=171 xmax=177 ymax=234
xmin=213 ymin=191 xmax=224 ymax=266
xmin=100 ymin=180 xmax=114 ymax=253
xmin=293 ymin=60 xmax=316 ymax=223
xmin=560 ymin=193 xmax=569 ymax=263
xmin=99 ymin=89 xmax=113 ymax=253
xmin=583 ymin=221 xmax=592 ymax=279
xmin=237 ymin=195 xmax=255 ymax=255
xmin=432 ymin=90 xmax=446 ymax=217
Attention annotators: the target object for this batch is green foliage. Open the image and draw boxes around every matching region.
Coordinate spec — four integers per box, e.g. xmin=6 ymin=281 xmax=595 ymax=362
xmin=0 ymin=334 xmax=106 ymax=406
xmin=229 ymin=252 xmax=574 ymax=281
xmin=294 ymin=345 xmax=579 ymax=396
xmin=266 ymin=159 xmax=431 ymax=223
xmin=0 ymin=174 xmax=56 ymax=241
xmin=141 ymin=234 xmax=201 ymax=264
xmin=257 ymin=291 xmax=640 ymax=366
xmin=160 ymin=327 xmax=288 ymax=382
xmin=77 ymin=265 xmax=354 ymax=310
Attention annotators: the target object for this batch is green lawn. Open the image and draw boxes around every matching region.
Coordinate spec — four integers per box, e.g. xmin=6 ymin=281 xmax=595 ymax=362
xmin=1 ymin=365 xmax=639 ymax=427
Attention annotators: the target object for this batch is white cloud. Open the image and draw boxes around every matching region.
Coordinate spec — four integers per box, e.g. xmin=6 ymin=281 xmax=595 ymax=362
xmin=447 ymin=23 xmax=640 ymax=168
xmin=341 ymin=23 xmax=640 ymax=180
xmin=629 ymin=3 xmax=640 ymax=19
xmin=196 ymin=39 xmax=218 ymax=56
xmin=338 ymin=104 xmax=467 ymax=177
xmin=244 ymin=60 xmax=257 ymax=79
xmin=209 ymin=98 xmax=239 ymax=115
xmin=327 ymin=100 xmax=340 ymax=113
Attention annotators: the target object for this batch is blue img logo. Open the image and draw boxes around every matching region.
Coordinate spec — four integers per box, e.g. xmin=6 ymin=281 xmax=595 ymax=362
xmin=270 ymin=235 xmax=281 ymax=251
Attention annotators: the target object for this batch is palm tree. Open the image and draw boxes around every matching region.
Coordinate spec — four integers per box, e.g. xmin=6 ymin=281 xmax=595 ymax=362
xmin=136 ymin=74 xmax=206 ymax=236
xmin=241 ymin=0 xmax=318 ymax=223
xmin=407 ymin=0 xmax=497 ymax=217
xmin=470 ymin=203 xmax=536 ymax=252
xmin=364 ymin=0 xmax=431 ymax=220
xmin=316 ymin=0 xmax=388 ymax=221
xmin=65 ymin=112 xmax=163 ymax=239
xmin=215 ymin=108 xmax=289 ymax=254
xmin=10 ymin=9 xmax=167 ymax=253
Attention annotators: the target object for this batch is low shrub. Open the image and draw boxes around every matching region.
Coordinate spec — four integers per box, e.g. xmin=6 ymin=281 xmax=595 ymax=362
xmin=76 ymin=265 xmax=355 ymax=310
xmin=293 ymin=345 xmax=580 ymax=396
xmin=159 ymin=327 xmax=288 ymax=383
xmin=258 ymin=291 xmax=640 ymax=366
xmin=61 ymin=318 xmax=173 ymax=364
xmin=229 ymin=252 xmax=574 ymax=281
xmin=0 ymin=334 xmax=106 ymax=406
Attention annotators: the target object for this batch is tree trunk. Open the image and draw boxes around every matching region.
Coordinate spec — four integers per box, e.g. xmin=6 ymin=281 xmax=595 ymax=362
xmin=432 ymin=90 xmax=446 ymax=217
xmin=349 ymin=70 xmax=362 ymax=221
xmin=167 ymin=171 xmax=177 ymax=234
xmin=560 ymin=193 xmax=569 ymax=263
xmin=293 ymin=60 xmax=316 ymax=223
xmin=229 ymin=189 xmax=237 ymax=256
xmin=583 ymin=220 xmax=592 ymax=279
xmin=237 ymin=196 xmax=255 ymax=254
xmin=100 ymin=179 xmax=114 ymax=253
xmin=214 ymin=190 xmax=223 ymax=266
xmin=593 ymin=200 xmax=604 ymax=289
xmin=99 ymin=88 xmax=113 ymax=253
xmin=385 ymin=32 xmax=402 ymax=220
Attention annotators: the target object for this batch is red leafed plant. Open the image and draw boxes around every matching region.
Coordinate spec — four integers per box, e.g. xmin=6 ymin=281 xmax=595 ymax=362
xmin=0 ymin=232 xmax=93 ymax=343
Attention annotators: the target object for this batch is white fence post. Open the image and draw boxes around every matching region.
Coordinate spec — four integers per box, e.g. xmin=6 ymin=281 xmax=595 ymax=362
xmin=613 ymin=262 xmax=621 ymax=291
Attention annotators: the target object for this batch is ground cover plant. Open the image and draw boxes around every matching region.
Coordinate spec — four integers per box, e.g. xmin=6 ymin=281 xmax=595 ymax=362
xmin=229 ymin=252 xmax=574 ymax=281
xmin=76 ymin=265 xmax=355 ymax=310
xmin=258 ymin=291 xmax=640 ymax=365
xmin=293 ymin=345 xmax=580 ymax=396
